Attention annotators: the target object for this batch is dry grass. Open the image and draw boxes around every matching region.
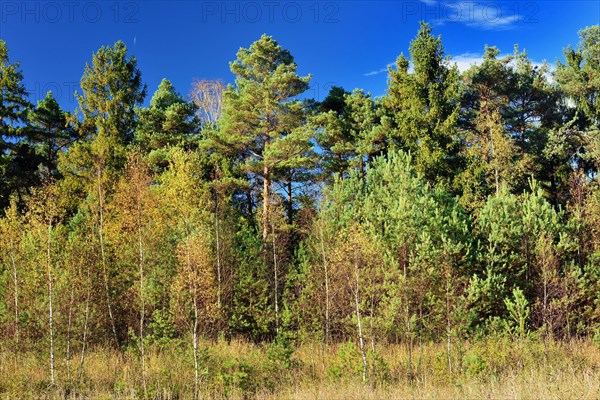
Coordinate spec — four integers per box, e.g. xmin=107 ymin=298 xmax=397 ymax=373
xmin=1 ymin=338 xmax=599 ymax=399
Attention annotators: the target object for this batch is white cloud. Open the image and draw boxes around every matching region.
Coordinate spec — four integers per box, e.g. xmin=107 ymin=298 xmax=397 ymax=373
xmin=465 ymin=10 xmax=522 ymax=30
xmin=451 ymin=52 xmax=555 ymax=79
xmin=451 ymin=52 xmax=487 ymax=72
xmin=417 ymin=0 xmax=525 ymax=31
xmin=364 ymin=61 xmax=395 ymax=77
xmin=364 ymin=51 xmax=554 ymax=81
xmin=364 ymin=67 xmax=388 ymax=77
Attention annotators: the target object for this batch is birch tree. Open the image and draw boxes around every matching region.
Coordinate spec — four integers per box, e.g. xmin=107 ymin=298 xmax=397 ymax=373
xmin=59 ymin=41 xmax=146 ymax=345
xmin=0 ymin=201 xmax=23 ymax=344
xmin=26 ymin=184 xmax=63 ymax=386
xmin=190 ymin=79 xmax=225 ymax=128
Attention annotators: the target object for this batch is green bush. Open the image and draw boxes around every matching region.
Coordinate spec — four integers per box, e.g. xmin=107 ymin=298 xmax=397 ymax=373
xmin=327 ymin=341 xmax=363 ymax=381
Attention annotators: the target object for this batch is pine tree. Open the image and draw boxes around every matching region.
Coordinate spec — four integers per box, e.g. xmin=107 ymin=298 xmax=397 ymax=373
xmin=208 ymin=34 xmax=312 ymax=244
xmin=313 ymin=88 xmax=382 ymax=179
xmin=458 ymin=47 xmax=534 ymax=208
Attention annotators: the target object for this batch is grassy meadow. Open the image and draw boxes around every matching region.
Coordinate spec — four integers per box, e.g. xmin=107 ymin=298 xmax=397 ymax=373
xmin=1 ymin=337 xmax=599 ymax=399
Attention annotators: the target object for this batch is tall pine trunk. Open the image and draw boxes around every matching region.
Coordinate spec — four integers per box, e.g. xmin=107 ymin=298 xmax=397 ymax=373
xmin=272 ymin=227 xmax=279 ymax=336
xmin=262 ymin=164 xmax=271 ymax=243
xmin=286 ymin=175 xmax=293 ymax=226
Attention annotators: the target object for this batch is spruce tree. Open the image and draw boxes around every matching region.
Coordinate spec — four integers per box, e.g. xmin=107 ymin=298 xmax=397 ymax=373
xmin=27 ymin=92 xmax=76 ymax=179
xmin=0 ymin=40 xmax=32 ymax=208
xmin=135 ymin=78 xmax=199 ymax=168
xmin=381 ymin=22 xmax=461 ymax=187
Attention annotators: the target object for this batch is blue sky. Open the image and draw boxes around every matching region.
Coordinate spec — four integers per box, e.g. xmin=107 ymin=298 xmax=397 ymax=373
xmin=1 ymin=0 xmax=598 ymax=112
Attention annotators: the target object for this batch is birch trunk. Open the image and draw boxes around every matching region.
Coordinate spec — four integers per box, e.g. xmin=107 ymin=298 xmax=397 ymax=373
xmin=137 ymin=201 xmax=147 ymax=398
xmin=185 ymin=222 xmax=200 ymax=400
xmin=319 ymin=220 xmax=330 ymax=346
xmin=47 ymin=218 xmax=55 ymax=386
xmin=66 ymin=287 xmax=74 ymax=382
xmin=97 ymin=168 xmax=118 ymax=345
xmin=446 ymin=272 xmax=452 ymax=374
xmin=78 ymin=274 xmax=91 ymax=381
xmin=215 ymin=198 xmax=222 ymax=309
xmin=10 ymin=244 xmax=19 ymax=345
xmin=354 ymin=267 xmax=367 ymax=382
